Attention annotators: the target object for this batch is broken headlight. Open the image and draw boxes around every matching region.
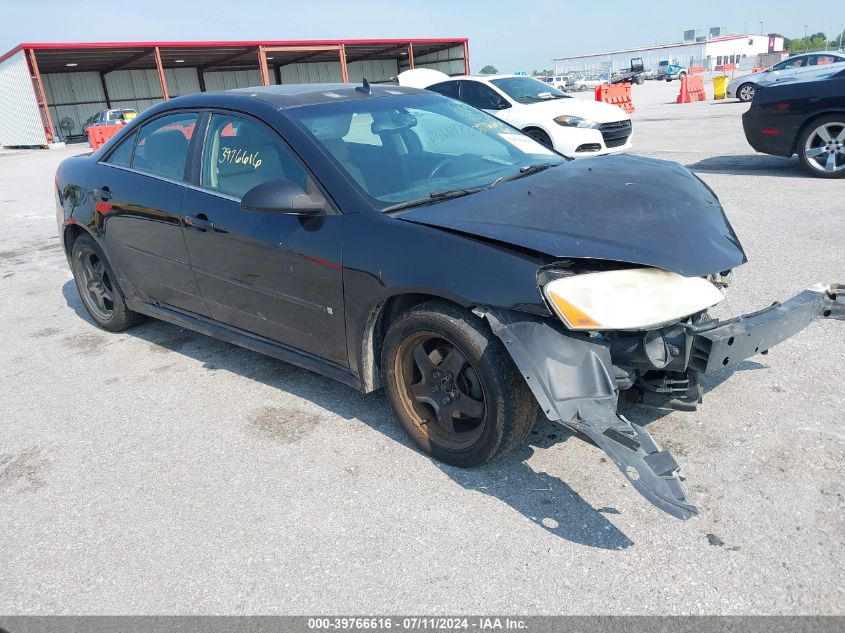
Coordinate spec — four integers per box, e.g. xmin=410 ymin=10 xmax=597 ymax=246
xmin=543 ymin=268 xmax=725 ymax=331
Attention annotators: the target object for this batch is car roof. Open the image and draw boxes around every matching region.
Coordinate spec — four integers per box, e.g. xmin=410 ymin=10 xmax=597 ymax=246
xmin=225 ymin=83 xmax=427 ymax=109
xmin=786 ymin=50 xmax=845 ymax=58
xmin=460 ymin=74 xmax=529 ymax=81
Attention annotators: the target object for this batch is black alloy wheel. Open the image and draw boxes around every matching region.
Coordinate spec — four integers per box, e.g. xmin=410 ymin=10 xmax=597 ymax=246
xmin=74 ymin=244 xmax=116 ymax=321
xmin=393 ymin=331 xmax=487 ymax=451
xmin=381 ymin=301 xmax=537 ymax=467
xmin=70 ymin=233 xmax=143 ymax=331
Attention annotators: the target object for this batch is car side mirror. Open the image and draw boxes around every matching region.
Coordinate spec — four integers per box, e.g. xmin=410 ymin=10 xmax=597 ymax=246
xmin=241 ymin=179 xmax=324 ymax=216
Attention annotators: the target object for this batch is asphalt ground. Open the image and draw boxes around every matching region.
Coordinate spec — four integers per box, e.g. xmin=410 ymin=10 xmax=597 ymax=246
xmin=1 ymin=79 xmax=843 ymax=614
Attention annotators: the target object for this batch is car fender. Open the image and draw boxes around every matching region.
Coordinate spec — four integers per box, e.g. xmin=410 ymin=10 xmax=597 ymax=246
xmin=341 ymin=212 xmax=552 ymax=391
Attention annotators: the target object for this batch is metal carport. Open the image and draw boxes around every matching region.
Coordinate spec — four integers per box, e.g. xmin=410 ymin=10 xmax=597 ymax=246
xmin=0 ymin=38 xmax=470 ymax=147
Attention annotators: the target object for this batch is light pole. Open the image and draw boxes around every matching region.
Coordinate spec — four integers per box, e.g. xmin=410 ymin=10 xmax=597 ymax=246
xmin=839 ymin=24 xmax=843 ymax=51
xmin=759 ymin=21 xmax=764 ymax=36
xmin=804 ymin=25 xmax=808 ymax=51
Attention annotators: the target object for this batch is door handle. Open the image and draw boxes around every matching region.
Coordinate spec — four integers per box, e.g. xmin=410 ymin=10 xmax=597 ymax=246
xmin=184 ymin=214 xmax=214 ymax=231
xmin=94 ymin=186 xmax=112 ymax=201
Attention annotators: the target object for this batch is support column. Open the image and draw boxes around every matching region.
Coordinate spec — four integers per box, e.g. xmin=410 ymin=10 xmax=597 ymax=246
xmin=153 ymin=46 xmax=169 ymax=100
xmin=99 ymin=71 xmax=111 ymax=108
xmin=197 ymin=68 xmax=206 ymax=92
xmin=339 ymin=43 xmax=349 ymax=83
xmin=408 ymin=42 xmax=415 ymax=69
xmin=27 ymin=49 xmax=55 ymax=142
xmin=463 ymin=41 xmax=470 ymax=75
xmin=258 ymin=45 xmax=271 ymax=86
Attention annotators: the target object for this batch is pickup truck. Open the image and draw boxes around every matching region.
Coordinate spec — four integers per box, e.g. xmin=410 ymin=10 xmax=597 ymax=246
xmin=658 ymin=60 xmax=688 ymax=82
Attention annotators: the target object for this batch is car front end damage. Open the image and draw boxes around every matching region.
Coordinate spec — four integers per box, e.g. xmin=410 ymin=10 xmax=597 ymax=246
xmin=476 ymin=280 xmax=845 ymax=519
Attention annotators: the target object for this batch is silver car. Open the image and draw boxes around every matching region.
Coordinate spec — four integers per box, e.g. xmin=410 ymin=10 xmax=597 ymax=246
xmin=728 ymin=51 xmax=845 ymax=102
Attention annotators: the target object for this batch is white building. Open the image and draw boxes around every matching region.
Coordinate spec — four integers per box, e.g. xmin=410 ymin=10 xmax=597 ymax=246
xmin=553 ymin=34 xmax=785 ymax=75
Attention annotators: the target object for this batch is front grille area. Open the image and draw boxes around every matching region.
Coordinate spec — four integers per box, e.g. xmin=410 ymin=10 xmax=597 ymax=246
xmin=600 ymin=120 xmax=632 ymax=148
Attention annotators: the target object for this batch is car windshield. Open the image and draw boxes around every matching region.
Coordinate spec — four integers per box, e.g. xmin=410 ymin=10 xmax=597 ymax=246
xmin=489 ymin=77 xmax=570 ymax=103
xmin=288 ymin=93 xmax=565 ymax=211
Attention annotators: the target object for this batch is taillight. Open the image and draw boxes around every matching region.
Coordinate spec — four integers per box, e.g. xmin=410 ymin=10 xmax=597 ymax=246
xmin=760 ymin=129 xmax=779 ymax=135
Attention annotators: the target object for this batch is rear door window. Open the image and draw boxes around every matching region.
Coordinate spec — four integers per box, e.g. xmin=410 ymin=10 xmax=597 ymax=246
xmin=132 ymin=112 xmax=197 ymax=181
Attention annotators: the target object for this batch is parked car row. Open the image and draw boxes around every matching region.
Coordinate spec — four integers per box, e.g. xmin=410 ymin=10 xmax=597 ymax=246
xmin=55 ymin=79 xmax=843 ymax=520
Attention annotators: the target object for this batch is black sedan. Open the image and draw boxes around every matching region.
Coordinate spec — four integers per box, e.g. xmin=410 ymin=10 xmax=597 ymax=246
xmin=56 ymin=83 xmax=843 ymax=519
xmin=743 ymin=65 xmax=845 ymax=178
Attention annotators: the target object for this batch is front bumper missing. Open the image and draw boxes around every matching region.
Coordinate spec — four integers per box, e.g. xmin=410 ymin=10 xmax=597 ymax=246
xmin=478 ymin=283 xmax=843 ymax=519
xmin=689 ymin=284 xmax=844 ymax=373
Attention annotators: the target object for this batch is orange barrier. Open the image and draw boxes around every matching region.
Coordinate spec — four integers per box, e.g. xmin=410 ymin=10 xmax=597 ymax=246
xmin=87 ymin=124 xmax=123 ymax=150
xmin=688 ymin=65 xmax=705 ymax=75
xmin=676 ymin=75 xmax=707 ymax=103
xmin=595 ymin=82 xmax=635 ymax=114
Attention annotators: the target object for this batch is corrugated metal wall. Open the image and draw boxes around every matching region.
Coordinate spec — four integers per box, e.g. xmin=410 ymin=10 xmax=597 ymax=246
xmin=42 ymin=68 xmax=203 ymax=139
xmin=17 ymin=46 xmax=464 ymax=143
xmin=279 ymin=59 xmax=398 ymax=84
xmin=43 ymin=71 xmax=105 ymax=140
xmin=0 ymin=51 xmax=47 ymax=147
xmin=203 ymin=69 xmax=272 ymax=91
xmin=399 ymin=45 xmax=465 ymax=75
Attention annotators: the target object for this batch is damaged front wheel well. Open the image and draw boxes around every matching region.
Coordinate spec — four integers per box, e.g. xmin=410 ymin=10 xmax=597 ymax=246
xmin=360 ymin=293 xmax=479 ymax=393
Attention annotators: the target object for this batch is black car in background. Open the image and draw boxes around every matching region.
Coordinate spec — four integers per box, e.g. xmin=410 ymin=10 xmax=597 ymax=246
xmin=55 ymin=84 xmax=843 ymax=519
xmin=743 ymin=65 xmax=845 ymax=178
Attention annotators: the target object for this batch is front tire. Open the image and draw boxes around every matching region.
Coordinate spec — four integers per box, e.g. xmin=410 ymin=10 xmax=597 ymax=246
xmin=797 ymin=115 xmax=845 ymax=179
xmin=737 ymin=82 xmax=755 ymax=102
xmin=381 ymin=301 xmax=537 ymax=467
xmin=70 ymin=233 xmax=143 ymax=331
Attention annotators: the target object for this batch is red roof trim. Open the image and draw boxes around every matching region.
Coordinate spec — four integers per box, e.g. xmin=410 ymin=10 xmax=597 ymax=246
xmin=1 ymin=38 xmax=468 ymax=64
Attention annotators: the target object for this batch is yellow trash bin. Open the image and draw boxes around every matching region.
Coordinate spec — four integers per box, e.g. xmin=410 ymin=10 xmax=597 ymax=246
xmin=713 ymin=75 xmax=728 ymax=100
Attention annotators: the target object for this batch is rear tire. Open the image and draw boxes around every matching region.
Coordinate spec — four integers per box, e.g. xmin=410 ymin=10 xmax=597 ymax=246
xmin=797 ymin=115 xmax=845 ymax=179
xmin=737 ymin=82 xmax=755 ymax=102
xmin=70 ymin=233 xmax=143 ymax=332
xmin=381 ymin=301 xmax=537 ymax=467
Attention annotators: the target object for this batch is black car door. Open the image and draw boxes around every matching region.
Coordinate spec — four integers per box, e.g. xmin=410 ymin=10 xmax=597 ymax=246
xmin=92 ymin=111 xmax=209 ymax=316
xmin=180 ymin=111 xmax=347 ymax=366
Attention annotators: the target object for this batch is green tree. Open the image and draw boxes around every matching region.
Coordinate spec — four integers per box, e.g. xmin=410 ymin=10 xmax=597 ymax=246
xmin=479 ymin=65 xmax=498 ymax=75
xmin=784 ymin=32 xmax=830 ymax=53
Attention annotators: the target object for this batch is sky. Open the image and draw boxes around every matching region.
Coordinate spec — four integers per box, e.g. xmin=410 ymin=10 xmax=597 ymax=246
xmin=1 ymin=0 xmax=841 ymax=72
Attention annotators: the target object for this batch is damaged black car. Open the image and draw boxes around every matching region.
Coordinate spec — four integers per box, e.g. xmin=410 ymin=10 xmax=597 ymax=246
xmin=55 ymin=83 xmax=844 ymax=519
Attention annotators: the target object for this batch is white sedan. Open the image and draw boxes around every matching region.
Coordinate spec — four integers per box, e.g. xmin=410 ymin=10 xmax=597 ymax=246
xmin=397 ymin=71 xmax=632 ymax=158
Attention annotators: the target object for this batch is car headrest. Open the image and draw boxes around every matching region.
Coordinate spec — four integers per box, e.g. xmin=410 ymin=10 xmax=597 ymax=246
xmin=305 ymin=114 xmax=353 ymax=140
xmin=145 ymin=129 xmax=188 ymax=160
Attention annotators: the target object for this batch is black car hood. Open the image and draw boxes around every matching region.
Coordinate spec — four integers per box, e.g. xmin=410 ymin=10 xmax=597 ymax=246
xmin=397 ymin=154 xmax=746 ymax=277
